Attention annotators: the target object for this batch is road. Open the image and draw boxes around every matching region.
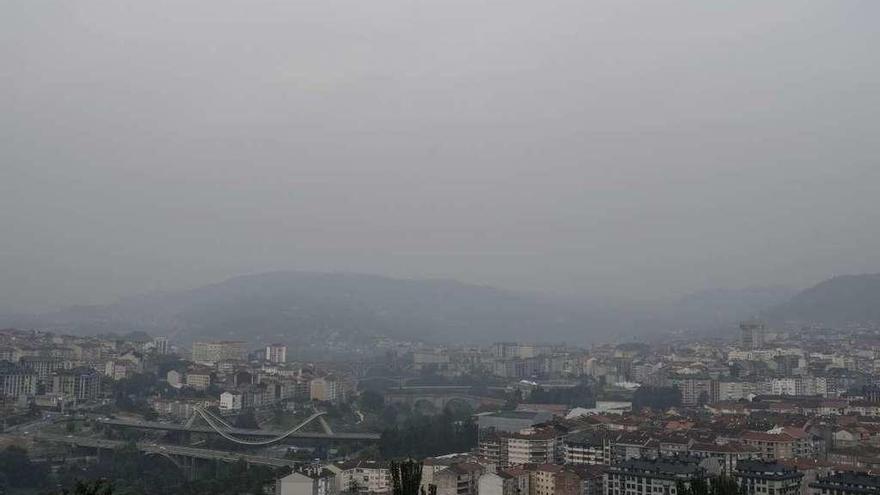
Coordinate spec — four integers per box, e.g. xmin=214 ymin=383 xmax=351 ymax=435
xmin=36 ymin=433 xmax=299 ymax=468
xmin=99 ymin=418 xmax=380 ymax=441
xmin=2 ymin=412 xmax=60 ymax=436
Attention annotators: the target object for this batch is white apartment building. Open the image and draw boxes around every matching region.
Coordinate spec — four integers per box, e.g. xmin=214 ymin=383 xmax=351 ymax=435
xmin=331 ymin=461 xmax=390 ymax=494
xmin=191 ymin=341 xmax=246 ymax=365
xmin=152 ymin=336 xmax=169 ymax=355
xmin=266 ymin=343 xmax=288 ymax=364
xmin=718 ymin=380 xmax=760 ymax=401
xmin=219 ymin=391 xmax=243 ymax=411
xmin=310 ymin=377 xmax=339 ymax=402
xmin=0 ymin=361 xmax=37 ymax=398
xmin=185 ymin=369 xmax=212 ymax=390
xmin=768 ymin=377 xmax=827 ymax=397
xmin=564 ymin=432 xmax=611 ymax=465
xmin=506 ymin=428 xmax=560 ymax=466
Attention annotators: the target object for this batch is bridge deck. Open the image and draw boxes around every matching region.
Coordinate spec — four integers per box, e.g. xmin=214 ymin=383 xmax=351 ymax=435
xmin=37 ymin=434 xmax=298 ymax=468
xmin=99 ymin=418 xmax=380 ymax=440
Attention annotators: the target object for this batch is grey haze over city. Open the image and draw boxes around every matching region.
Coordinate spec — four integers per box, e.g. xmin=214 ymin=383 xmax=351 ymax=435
xmin=7 ymin=4 xmax=880 ymax=494
xmin=2 ymin=0 xmax=879 ymax=315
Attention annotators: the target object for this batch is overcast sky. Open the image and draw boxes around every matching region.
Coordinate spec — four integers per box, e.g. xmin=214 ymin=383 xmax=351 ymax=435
xmin=2 ymin=1 xmax=879 ymax=312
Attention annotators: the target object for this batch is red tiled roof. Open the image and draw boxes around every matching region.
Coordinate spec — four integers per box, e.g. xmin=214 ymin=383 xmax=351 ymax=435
xmin=741 ymin=431 xmax=796 ymax=442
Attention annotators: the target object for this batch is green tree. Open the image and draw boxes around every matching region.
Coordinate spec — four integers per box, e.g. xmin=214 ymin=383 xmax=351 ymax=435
xmin=390 ymin=459 xmax=423 ymax=495
xmin=525 ymin=382 xmax=595 ymax=407
xmin=677 ymin=475 xmax=743 ymax=495
xmin=59 ymin=479 xmax=114 ymax=495
xmin=359 ymin=390 xmax=385 ymax=413
xmin=234 ymin=408 xmax=260 ymax=429
xmin=632 ymin=386 xmax=682 ymax=411
xmin=0 ymin=445 xmax=47 ymax=489
xmin=380 ymin=410 xmax=477 ymax=460
xmin=710 ymin=474 xmax=743 ymax=495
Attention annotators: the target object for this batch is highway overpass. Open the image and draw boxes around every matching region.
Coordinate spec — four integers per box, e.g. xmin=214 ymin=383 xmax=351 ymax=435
xmin=37 ymin=433 xmax=298 ymax=470
xmin=97 ymin=418 xmax=380 ymax=442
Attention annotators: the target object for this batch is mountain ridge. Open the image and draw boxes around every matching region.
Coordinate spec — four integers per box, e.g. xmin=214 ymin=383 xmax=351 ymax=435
xmin=763 ymin=273 xmax=880 ymax=325
xmin=4 ymin=271 xmax=874 ymax=347
xmin=1 ymin=271 xmax=617 ymax=346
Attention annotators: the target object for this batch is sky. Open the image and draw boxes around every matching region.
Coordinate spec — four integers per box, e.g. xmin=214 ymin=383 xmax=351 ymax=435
xmin=2 ymin=0 xmax=879 ymax=313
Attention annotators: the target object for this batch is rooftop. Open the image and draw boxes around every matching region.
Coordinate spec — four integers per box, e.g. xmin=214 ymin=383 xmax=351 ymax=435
xmin=741 ymin=431 xmax=797 ymax=443
xmin=483 ymin=411 xmax=547 ymax=420
xmin=735 ymin=460 xmax=802 ymax=478
xmin=610 ymin=457 xmax=704 ymax=477
xmin=0 ymin=360 xmax=31 ymax=374
xmin=810 ymin=472 xmax=880 ymax=492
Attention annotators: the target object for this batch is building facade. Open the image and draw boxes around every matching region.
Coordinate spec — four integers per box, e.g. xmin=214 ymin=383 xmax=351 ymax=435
xmin=266 ymin=343 xmax=288 ymax=364
xmin=192 ymin=341 xmax=247 ymax=365
xmin=50 ymin=367 xmax=101 ymax=400
xmin=565 ymin=431 xmax=612 ymax=465
xmin=741 ymin=322 xmax=766 ymax=351
xmin=734 ymin=460 xmax=803 ymax=495
xmin=808 ymin=472 xmax=880 ymax=495
xmin=0 ymin=360 xmax=38 ymax=398
xmin=604 ymin=457 xmax=706 ymax=495
xmin=332 ymin=461 xmax=390 ymax=494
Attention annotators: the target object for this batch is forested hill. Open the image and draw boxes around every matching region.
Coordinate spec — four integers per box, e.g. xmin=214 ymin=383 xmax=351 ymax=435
xmin=764 ymin=273 xmax=880 ymax=325
xmin=8 ymin=271 xmax=616 ymax=345
xmin=11 ymin=271 xmax=875 ymax=345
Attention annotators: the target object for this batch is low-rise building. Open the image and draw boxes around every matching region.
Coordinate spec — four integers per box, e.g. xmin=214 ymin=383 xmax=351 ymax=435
xmin=277 ymin=468 xmax=337 ymax=495
xmin=435 ymin=462 xmax=483 ymax=495
xmin=499 ymin=467 xmax=530 ymax=495
xmin=219 ymin=391 xmax=243 ymax=411
xmin=529 ymin=464 xmax=566 ymax=495
xmin=331 ymin=460 xmax=390 ymax=494
xmin=718 ymin=380 xmax=760 ymax=402
xmin=185 ymin=368 xmax=213 ymax=391
xmin=604 ymin=457 xmax=706 ymax=495
xmin=413 ymin=349 xmax=450 ymax=372
xmin=570 ymin=464 xmax=606 ymax=495
xmin=150 ymin=398 xmax=214 ymax=420
xmin=808 ymin=472 xmax=880 ymax=495
xmin=478 ymin=471 xmax=519 ymax=495
xmin=734 ymin=460 xmax=803 ymax=495
xmin=166 ymin=369 xmax=184 ymax=389
xmin=565 ymin=431 xmax=611 ymax=465
xmin=689 ymin=442 xmax=758 ymax=473
xmin=104 ymin=359 xmax=135 ymax=380
xmin=740 ymin=429 xmax=813 ymax=460
xmin=310 ymin=376 xmax=340 ymax=402
xmin=191 ymin=340 xmax=246 ymax=366
xmin=477 ymin=411 xmax=552 ymax=434
xmin=506 ymin=427 xmax=562 ymax=466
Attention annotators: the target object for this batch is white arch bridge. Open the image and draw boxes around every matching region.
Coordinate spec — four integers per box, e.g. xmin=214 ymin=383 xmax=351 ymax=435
xmin=97 ymin=410 xmax=380 ymax=444
xmin=187 ymin=407 xmax=335 ymax=446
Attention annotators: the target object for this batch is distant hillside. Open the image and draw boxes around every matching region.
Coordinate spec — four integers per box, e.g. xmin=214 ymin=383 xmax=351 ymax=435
xmin=3 ymin=271 xmax=621 ymax=346
xmin=6 ymin=271 xmax=860 ymax=348
xmin=765 ymin=273 xmax=880 ymax=325
xmin=667 ymin=286 xmax=795 ymax=330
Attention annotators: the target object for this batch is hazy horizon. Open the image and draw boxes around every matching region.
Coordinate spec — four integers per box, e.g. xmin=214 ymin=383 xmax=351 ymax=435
xmin=3 ymin=1 xmax=879 ymax=313
xmin=6 ymin=267 xmax=813 ymax=315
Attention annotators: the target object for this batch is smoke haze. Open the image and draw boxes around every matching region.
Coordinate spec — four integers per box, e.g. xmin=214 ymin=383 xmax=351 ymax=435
xmin=2 ymin=1 xmax=879 ymax=312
